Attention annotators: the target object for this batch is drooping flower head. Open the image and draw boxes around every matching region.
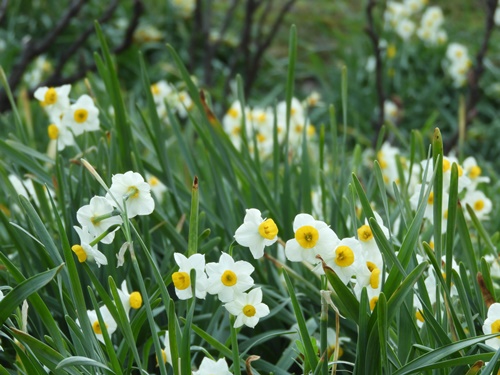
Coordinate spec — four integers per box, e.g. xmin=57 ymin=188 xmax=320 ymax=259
xmin=224 ymin=287 xmax=270 ymax=328
xmin=77 ymin=306 xmax=117 ymax=344
xmin=172 ymin=253 xmax=207 ymax=300
xmin=77 ymin=196 xmax=122 ymax=244
xmin=117 ymin=280 xmax=143 ymax=316
xmin=72 ymin=226 xmax=108 ymax=267
xmin=206 ymin=253 xmax=254 ymax=303
xmin=234 ymin=208 xmax=278 ymax=259
xmin=106 ymin=171 xmax=155 ymax=218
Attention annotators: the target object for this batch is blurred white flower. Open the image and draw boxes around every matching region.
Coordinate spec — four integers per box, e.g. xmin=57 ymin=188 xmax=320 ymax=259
xmin=62 ymin=94 xmax=100 ymax=136
xmin=117 ymin=280 xmax=142 ymax=315
xmin=462 ymin=190 xmax=492 ymax=221
xmin=47 ymin=115 xmax=75 ymax=151
xmin=79 ymin=306 xmax=117 ymax=344
xmin=483 ymin=303 xmax=500 ymax=349
xmin=34 ymin=84 xmax=71 ymax=118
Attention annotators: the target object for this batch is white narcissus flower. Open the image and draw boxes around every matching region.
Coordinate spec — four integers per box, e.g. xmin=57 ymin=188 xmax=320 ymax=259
xmin=395 ymin=18 xmax=415 ymax=40
xmin=206 ymin=253 xmax=254 ymax=303
xmin=106 ymin=171 xmax=155 ymax=218
xmin=47 ymin=115 xmax=75 ymax=151
xmin=78 ymin=306 xmax=117 ymax=344
xmin=172 ymin=253 xmax=207 ymax=300
xmin=193 ymin=357 xmax=232 ymax=375
xmin=77 ymin=196 xmax=123 ymax=244
xmin=285 ymin=213 xmax=339 ymax=264
xmin=117 ymin=281 xmax=142 ymax=316
xmin=34 ymin=84 xmax=71 ymax=118
xmin=462 ymin=156 xmax=490 ymax=188
xmin=357 ymin=212 xmax=389 ymax=270
xmin=72 ymin=226 xmax=108 ymax=267
xmin=147 ymin=175 xmax=167 ymax=201
xmin=234 ymin=208 xmax=278 ymax=259
xmin=319 ymin=237 xmax=365 ymax=285
xmin=62 ymin=94 xmax=100 ymax=136
xmin=483 ymin=303 xmax=500 ymax=349
xmin=160 ymin=331 xmax=172 ymax=365
xmin=224 ymin=288 xmax=270 ymax=328
xmin=462 ymin=190 xmax=492 ymax=221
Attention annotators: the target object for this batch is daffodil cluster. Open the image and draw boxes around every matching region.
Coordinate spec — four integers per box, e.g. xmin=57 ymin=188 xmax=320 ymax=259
xmin=72 ymin=171 xmax=155 ymax=267
xmin=150 ymin=79 xmax=194 ymax=121
xmin=222 ymin=96 xmax=318 ymax=158
xmin=444 ymin=42 xmax=472 ymax=87
xmin=34 ymin=85 xmax=100 ymax=151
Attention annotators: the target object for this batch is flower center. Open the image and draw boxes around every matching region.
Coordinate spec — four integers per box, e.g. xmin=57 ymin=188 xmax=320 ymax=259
xmin=126 ymin=186 xmax=140 ymax=199
xmin=366 ymin=261 xmax=377 ymax=272
xmin=474 ymin=200 xmax=485 ymax=211
xmin=71 ymin=245 xmax=87 ymax=263
xmin=370 ymin=268 xmax=381 ymax=289
xmin=258 ymin=219 xmax=278 ymax=240
xmin=148 ymin=176 xmax=159 ymax=186
xmin=370 ymin=296 xmax=379 ymax=311
xmin=415 ymin=310 xmax=425 ymax=323
xmin=295 ymin=225 xmax=319 ymax=249
xmin=469 ymin=165 xmax=481 ymax=179
xmin=243 ymin=304 xmax=256 ymax=317
xmin=172 ymin=271 xmax=190 ymax=290
xmin=48 ymin=124 xmax=59 ymax=140
xmin=221 ymin=270 xmax=237 ymax=286
xmin=492 ymin=319 xmax=500 ymax=338
xmin=151 ymin=84 xmax=160 ymax=95
xmin=443 ymin=159 xmax=451 ymax=173
xmin=357 ymin=225 xmax=373 ymax=242
xmin=74 ymin=108 xmax=89 ymax=123
xmin=427 ymin=192 xmax=434 ymax=205
xmin=334 ymin=245 xmax=355 ymax=267
xmin=129 ymin=291 xmax=143 ymax=309
xmin=92 ymin=320 xmax=108 ymax=334
xmin=44 ymin=88 xmax=58 ymax=105
xmin=228 ymin=108 xmax=239 ymax=119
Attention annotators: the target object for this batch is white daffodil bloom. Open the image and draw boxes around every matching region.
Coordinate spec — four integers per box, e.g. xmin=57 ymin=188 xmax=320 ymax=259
xmin=462 ymin=190 xmax=492 ymax=221
xmin=193 ymin=357 xmax=232 ymax=375
xmin=117 ymin=280 xmax=142 ymax=316
xmin=234 ymin=208 xmax=278 ymax=259
xmin=357 ymin=212 xmax=389 ymax=269
xmin=106 ymin=171 xmax=155 ymax=218
xmin=34 ymin=84 xmax=71 ymax=118
xmin=395 ymin=18 xmax=415 ymax=40
xmin=483 ymin=303 xmax=500 ymax=349
xmin=77 ymin=196 xmax=122 ymax=244
xmin=462 ymin=156 xmax=490 ymax=188
xmin=147 ymin=175 xmax=167 ymax=201
xmin=160 ymin=331 xmax=172 ymax=365
xmin=78 ymin=306 xmax=117 ymax=344
xmin=172 ymin=253 xmax=207 ymax=300
xmin=319 ymin=237 xmax=365 ymax=284
xmin=285 ymin=213 xmax=339 ymax=264
xmin=224 ymin=287 xmax=270 ymax=328
xmin=222 ymin=100 xmax=252 ymax=149
xmin=420 ymin=6 xmax=444 ymax=30
xmin=47 ymin=115 xmax=75 ymax=151
xmin=62 ymin=94 xmax=100 ymax=136
xmin=72 ymin=226 xmax=108 ymax=267
xmin=206 ymin=252 xmax=254 ymax=303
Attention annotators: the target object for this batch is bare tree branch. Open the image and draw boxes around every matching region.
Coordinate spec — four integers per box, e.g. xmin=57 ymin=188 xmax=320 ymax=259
xmin=0 ymin=0 xmax=9 ymax=27
xmin=445 ymin=0 xmax=499 ymax=153
xmin=244 ymin=0 xmax=296 ymax=96
xmin=0 ymin=0 xmax=144 ymax=112
xmin=365 ymin=0 xmax=385 ymax=147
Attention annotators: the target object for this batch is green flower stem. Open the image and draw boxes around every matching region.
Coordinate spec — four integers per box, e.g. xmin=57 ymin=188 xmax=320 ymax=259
xmin=320 ymin=290 xmax=329 ymax=375
xmin=187 ymin=176 xmax=199 ymax=257
xmin=229 ymin=315 xmax=242 ymax=375
xmin=89 ymin=224 xmax=121 ymax=247
xmin=90 ymin=210 xmax=121 ymax=225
